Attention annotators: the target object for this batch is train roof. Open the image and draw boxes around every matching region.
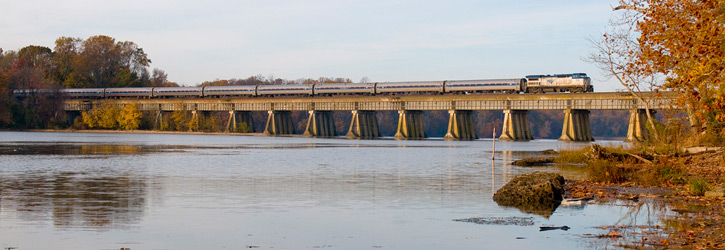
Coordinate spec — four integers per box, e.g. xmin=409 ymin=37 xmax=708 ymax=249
xmin=526 ymin=73 xmax=588 ymax=78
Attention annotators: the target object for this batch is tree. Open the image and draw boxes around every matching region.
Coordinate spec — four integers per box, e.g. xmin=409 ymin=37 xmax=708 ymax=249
xmin=52 ymin=37 xmax=83 ymax=88
xmin=68 ymin=35 xmax=152 ymax=88
xmin=0 ymin=49 xmax=17 ymax=126
xmin=82 ymin=103 xmax=121 ymax=129
xmin=118 ymin=104 xmax=142 ymax=130
xmin=609 ymin=0 xmax=725 ymax=134
xmin=586 ymin=22 xmax=661 ymax=141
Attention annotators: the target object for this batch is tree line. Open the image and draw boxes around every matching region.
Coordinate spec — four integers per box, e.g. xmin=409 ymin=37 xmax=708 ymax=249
xmin=3 ymin=0 xmax=724 ymax=148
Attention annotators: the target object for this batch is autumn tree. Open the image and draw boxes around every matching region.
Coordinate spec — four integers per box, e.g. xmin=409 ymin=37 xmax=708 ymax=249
xmin=52 ymin=35 xmax=152 ymax=88
xmin=150 ymin=68 xmax=178 ymax=87
xmin=602 ymin=0 xmax=725 ymax=136
xmin=586 ymin=4 xmax=662 ymax=141
xmin=82 ymin=103 xmax=121 ymax=129
xmin=8 ymin=46 xmax=66 ymax=128
xmin=118 ymin=104 xmax=142 ymax=130
xmin=0 ymin=49 xmax=16 ymax=126
xmin=52 ymin=37 xmax=83 ymax=88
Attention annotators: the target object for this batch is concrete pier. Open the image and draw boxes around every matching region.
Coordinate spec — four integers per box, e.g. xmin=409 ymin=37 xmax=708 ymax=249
xmin=263 ymin=110 xmax=294 ymax=135
xmin=226 ymin=111 xmax=255 ymax=133
xmin=498 ymin=110 xmax=533 ymax=141
xmin=559 ymin=109 xmax=594 ymax=142
xmin=625 ymin=109 xmax=650 ymax=142
xmin=303 ymin=110 xmax=336 ymax=137
xmin=154 ymin=110 xmax=164 ymax=130
xmin=394 ymin=110 xmax=426 ymax=140
xmin=444 ymin=110 xmax=478 ymax=141
xmin=346 ymin=110 xmax=379 ymax=139
xmin=190 ymin=110 xmax=199 ymax=132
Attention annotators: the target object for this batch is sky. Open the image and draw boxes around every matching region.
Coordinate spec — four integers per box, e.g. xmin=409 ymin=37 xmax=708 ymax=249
xmin=1 ymin=0 xmax=622 ymax=90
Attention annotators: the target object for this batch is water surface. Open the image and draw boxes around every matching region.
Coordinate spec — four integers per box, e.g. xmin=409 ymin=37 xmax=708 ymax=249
xmin=0 ymin=132 xmax=668 ymax=249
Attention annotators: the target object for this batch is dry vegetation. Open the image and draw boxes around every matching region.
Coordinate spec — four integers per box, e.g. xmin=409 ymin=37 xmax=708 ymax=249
xmin=558 ymin=134 xmax=725 ymax=248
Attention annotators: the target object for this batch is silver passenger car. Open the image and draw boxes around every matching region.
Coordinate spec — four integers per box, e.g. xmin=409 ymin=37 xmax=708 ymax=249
xmin=256 ymin=84 xmax=314 ymax=96
xmin=375 ymin=81 xmax=445 ymax=94
xmin=105 ymin=88 xmax=154 ymax=98
xmin=313 ymin=83 xmax=375 ymax=95
xmin=444 ymin=79 xmax=524 ymax=94
xmin=203 ymin=85 xmax=257 ymax=97
xmin=153 ymin=87 xmax=203 ymax=98
xmin=61 ymin=88 xmax=106 ymax=98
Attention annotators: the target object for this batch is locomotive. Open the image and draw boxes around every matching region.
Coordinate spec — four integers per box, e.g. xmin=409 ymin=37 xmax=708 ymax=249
xmin=14 ymin=73 xmax=592 ymax=99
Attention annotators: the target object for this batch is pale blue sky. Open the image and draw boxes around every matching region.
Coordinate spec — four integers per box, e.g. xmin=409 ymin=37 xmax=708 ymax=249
xmin=1 ymin=0 xmax=620 ymax=90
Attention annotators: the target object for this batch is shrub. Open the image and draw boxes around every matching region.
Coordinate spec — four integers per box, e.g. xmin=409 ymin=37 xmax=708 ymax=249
xmin=587 ymin=160 xmax=628 ymax=183
xmin=688 ymin=178 xmax=711 ymax=196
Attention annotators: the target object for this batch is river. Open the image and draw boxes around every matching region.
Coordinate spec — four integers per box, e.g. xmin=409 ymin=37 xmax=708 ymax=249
xmin=0 ymin=131 xmax=668 ymax=249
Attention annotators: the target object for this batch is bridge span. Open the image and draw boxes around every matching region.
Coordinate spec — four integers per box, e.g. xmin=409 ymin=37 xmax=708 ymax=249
xmin=63 ymin=92 xmax=675 ymax=142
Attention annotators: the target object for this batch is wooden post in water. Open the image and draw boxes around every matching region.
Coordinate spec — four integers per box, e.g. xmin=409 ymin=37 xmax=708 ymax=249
xmin=492 ymin=128 xmax=496 ymax=160
xmin=492 ymin=127 xmax=496 ymax=196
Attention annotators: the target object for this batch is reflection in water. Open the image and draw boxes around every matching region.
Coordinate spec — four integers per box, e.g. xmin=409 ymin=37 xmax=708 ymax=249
xmin=0 ymin=172 xmax=147 ymax=229
xmin=0 ymin=132 xmax=653 ymax=250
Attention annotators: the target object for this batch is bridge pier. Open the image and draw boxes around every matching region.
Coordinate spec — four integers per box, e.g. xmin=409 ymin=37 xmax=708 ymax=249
xmin=226 ymin=111 xmax=255 ymax=133
xmin=559 ymin=109 xmax=594 ymax=142
xmin=498 ymin=110 xmax=533 ymax=141
xmin=394 ymin=110 xmax=426 ymax=140
xmin=264 ymin=110 xmax=294 ymax=136
xmin=625 ymin=109 xmax=651 ymax=142
xmin=190 ymin=110 xmax=200 ymax=132
xmin=303 ymin=111 xmax=336 ymax=137
xmin=444 ymin=110 xmax=478 ymax=141
xmin=153 ymin=110 xmax=164 ymax=130
xmin=347 ymin=110 xmax=379 ymax=139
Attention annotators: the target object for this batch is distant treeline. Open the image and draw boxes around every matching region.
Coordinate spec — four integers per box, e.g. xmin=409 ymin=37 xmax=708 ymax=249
xmin=0 ymin=35 xmax=629 ymax=138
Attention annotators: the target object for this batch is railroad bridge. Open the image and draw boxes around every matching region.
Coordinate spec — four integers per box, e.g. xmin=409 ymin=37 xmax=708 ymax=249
xmin=63 ymin=92 xmax=675 ymax=142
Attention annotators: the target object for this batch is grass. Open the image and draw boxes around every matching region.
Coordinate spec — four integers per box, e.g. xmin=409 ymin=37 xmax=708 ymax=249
xmin=586 ymin=159 xmax=629 ymax=183
xmin=689 ymin=178 xmax=712 ymax=196
xmin=553 ymin=147 xmax=589 ymax=165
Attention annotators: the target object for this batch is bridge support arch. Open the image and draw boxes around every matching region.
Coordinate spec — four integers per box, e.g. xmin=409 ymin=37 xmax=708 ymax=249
xmin=444 ymin=110 xmax=478 ymax=141
xmin=347 ymin=110 xmax=379 ymax=139
xmin=498 ymin=110 xmax=533 ymax=141
xmin=304 ymin=111 xmax=336 ymax=137
xmin=625 ymin=109 xmax=651 ymax=142
xmin=264 ymin=110 xmax=294 ymax=136
xmin=394 ymin=110 xmax=426 ymax=140
xmin=559 ymin=109 xmax=594 ymax=142
xmin=226 ymin=111 xmax=255 ymax=133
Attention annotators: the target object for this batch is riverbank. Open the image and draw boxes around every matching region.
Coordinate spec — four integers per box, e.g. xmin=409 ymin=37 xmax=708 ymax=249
xmin=0 ymin=128 xmax=278 ymax=137
xmin=561 ymin=148 xmax=725 ymax=249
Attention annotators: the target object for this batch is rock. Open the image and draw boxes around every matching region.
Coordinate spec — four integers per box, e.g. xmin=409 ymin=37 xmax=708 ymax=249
xmin=705 ymin=185 xmax=725 ymax=197
xmin=452 ymin=216 xmax=535 ymax=226
xmin=493 ymin=171 xmax=565 ymax=217
xmin=540 ymin=149 xmax=558 ymax=155
xmin=511 ymin=157 xmax=555 ymax=167
xmin=705 ymin=191 xmax=724 ymax=198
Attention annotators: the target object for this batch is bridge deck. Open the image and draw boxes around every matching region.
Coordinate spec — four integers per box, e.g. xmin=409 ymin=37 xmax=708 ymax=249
xmin=64 ymin=92 xmax=676 ymax=112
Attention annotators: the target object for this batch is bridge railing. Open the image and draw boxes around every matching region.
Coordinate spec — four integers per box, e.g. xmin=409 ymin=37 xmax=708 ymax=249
xmin=63 ymin=92 xmax=677 ymax=112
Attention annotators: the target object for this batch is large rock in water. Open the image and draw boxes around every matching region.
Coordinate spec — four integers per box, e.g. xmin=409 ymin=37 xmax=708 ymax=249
xmin=493 ymin=171 xmax=565 ymax=217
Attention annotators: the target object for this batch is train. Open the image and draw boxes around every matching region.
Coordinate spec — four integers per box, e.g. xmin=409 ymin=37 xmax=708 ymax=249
xmin=14 ymin=73 xmax=592 ymax=99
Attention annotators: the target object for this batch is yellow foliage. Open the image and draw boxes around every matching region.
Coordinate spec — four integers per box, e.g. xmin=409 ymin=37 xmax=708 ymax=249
xmin=82 ymin=103 xmax=120 ymax=129
xmin=118 ymin=104 xmax=141 ymax=130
